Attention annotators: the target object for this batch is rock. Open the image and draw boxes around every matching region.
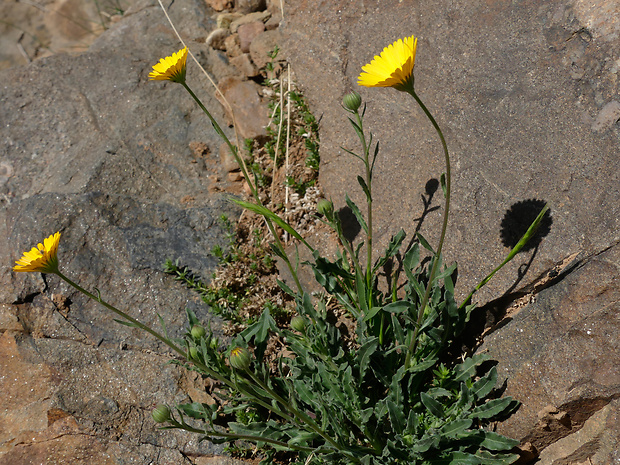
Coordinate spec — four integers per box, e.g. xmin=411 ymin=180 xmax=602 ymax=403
xmin=280 ymin=0 xmax=620 ymax=461
xmin=591 ymin=100 xmax=620 ymax=132
xmin=224 ymin=33 xmax=242 ymax=57
xmin=216 ymin=76 xmax=269 ymax=139
xmin=230 ymin=53 xmax=259 ymax=77
xmin=206 ymin=27 xmax=230 ymax=50
xmin=220 ymin=142 xmax=240 ymax=173
xmin=249 ymin=29 xmax=282 ymax=70
xmin=0 ymin=0 xmax=249 ymax=463
xmin=235 ymin=0 xmax=267 ymax=14
xmin=229 ymin=11 xmax=271 ymax=33
xmin=478 ymin=242 xmax=620 ymax=462
xmin=237 ymin=21 xmax=265 ymax=53
xmin=216 ymin=12 xmax=243 ymax=29
xmin=205 ymin=0 xmax=234 ymax=11
xmin=264 ymin=12 xmax=282 ymax=30
xmin=281 ymin=0 xmax=620 ymax=304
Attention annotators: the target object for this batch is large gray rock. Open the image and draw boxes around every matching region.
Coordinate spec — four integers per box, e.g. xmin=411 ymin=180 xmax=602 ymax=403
xmin=280 ymin=0 xmax=619 ymax=463
xmin=0 ymin=0 xmax=248 ymax=463
xmin=282 ymin=0 xmax=619 ymax=303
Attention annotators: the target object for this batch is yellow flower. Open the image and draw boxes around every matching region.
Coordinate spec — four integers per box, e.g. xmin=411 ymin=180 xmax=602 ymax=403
xmin=358 ymin=36 xmax=418 ymax=90
xmin=149 ymin=47 xmax=188 ymax=83
xmin=14 ymin=232 xmax=61 ymax=273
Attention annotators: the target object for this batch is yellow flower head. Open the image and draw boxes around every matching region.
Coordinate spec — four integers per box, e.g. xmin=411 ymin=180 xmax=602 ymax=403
xmin=358 ymin=36 xmax=418 ymax=91
xmin=149 ymin=47 xmax=188 ymax=83
xmin=14 ymin=232 xmax=61 ymax=274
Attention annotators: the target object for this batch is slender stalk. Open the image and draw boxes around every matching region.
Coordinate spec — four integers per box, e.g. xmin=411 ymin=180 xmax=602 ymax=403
xmin=244 ymin=369 xmax=345 ymax=453
xmin=354 ymin=110 xmax=374 ymax=312
xmin=55 ymin=270 xmax=299 ymax=422
xmin=168 ymin=420 xmax=315 ymax=452
xmin=181 ymin=82 xmax=304 ymax=293
xmin=404 ymin=90 xmax=451 ymax=368
xmin=458 ymin=203 xmax=549 ymax=311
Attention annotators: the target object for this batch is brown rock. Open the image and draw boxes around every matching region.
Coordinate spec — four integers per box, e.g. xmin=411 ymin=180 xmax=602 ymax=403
xmin=206 ymin=28 xmax=230 ymax=51
xmin=229 ymin=11 xmax=271 ymax=33
xmin=216 ymin=76 xmax=269 ymax=139
xmin=235 ymin=0 xmax=266 ymax=14
xmin=479 ymin=243 xmax=620 ymax=460
xmin=264 ymin=12 xmax=282 ymax=30
xmin=249 ymin=29 xmax=282 ymax=70
xmin=230 ymin=53 xmax=259 ymax=78
xmin=224 ymin=33 xmax=242 ymax=58
xmin=219 ymin=142 xmax=239 ymax=173
xmin=237 ymin=21 xmax=265 ymax=53
xmin=205 ymin=0 xmax=233 ymax=11
xmin=216 ymin=12 xmax=243 ymax=29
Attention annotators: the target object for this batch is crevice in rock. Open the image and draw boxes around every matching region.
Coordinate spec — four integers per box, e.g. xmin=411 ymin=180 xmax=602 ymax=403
xmin=523 ymin=394 xmax=620 ymax=453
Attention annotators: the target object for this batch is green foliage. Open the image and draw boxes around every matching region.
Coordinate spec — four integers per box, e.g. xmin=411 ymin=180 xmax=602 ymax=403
xmin=150 ymin=70 xmax=534 ymax=465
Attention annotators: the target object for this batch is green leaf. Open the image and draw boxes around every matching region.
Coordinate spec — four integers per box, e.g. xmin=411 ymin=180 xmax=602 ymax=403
xmin=420 ymin=391 xmax=445 ymax=418
xmin=373 ymin=229 xmax=406 ymax=272
xmin=454 ymin=353 xmax=489 ymax=382
xmin=416 ymin=232 xmax=435 ymax=252
xmin=387 ymin=399 xmax=406 ymax=433
xmin=439 ymin=419 xmax=473 ymax=438
xmin=231 ymin=198 xmax=312 ymax=250
xmin=407 ymin=357 xmax=438 ymax=373
xmin=480 ymin=431 xmax=520 ymax=451
xmin=403 ymin=243 xmax=420 ymax=273
xmin=241 ymin=308 xmax=277 ymax=344
xmin=357 ymin=175 xmax=371 ymax=201
xmin=357 ymin=337 xmax=379 ymax=382
xmin=345 ymin=194 xmax=368 ymax=234
xmin=469 ymin=397 xmax=514 ymax=420
xmin=114 ymin=319 xmax=140 ymax=328
xmin=440 ymin=173 xmax=447 ymax=197
xmin=472 ymin=366 xmax=498 ymax=399
xmin=276 ymin=278 xmax=295 ymax=297
xmin=383 ymin=300 xmax=411 ymax=314
xmin=177 ymin=402 xmax=209 ymax=420
xmin=363 ymin=306 xmax=382 ymax=321
xmin=356 ymin=271 xmax=369 ymax=314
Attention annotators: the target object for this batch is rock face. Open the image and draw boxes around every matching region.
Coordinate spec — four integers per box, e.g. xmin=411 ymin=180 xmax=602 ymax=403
xmin=0 ymin=0 xmax=253 ymax=463
xmin=280 ymin=0 xmax=619 ymax=463
xmin=1 ymin=0 xmax=619 ymax=464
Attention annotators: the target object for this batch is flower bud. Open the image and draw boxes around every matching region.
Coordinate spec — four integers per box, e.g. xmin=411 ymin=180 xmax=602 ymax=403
xmin=343 ymin=91 xmax=362 ymax=112
xmin=189 ymin=346 xmax=199 ymax=360
xmin=290 ymin=315 xmax=306 ymax=332
xmin=229 ymin=346 xmax=251 ymax=370
xmin=316 ymin=199 xmax=334 ymax=217
xmin=191 ymin=325 xmax=206 ymax=340
xmin=152 ymin=404 xmax=171 ymax=423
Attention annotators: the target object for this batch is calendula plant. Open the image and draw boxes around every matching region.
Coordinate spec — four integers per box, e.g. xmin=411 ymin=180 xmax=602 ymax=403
xmin=13 ymin=36 xmax=551 ymax=464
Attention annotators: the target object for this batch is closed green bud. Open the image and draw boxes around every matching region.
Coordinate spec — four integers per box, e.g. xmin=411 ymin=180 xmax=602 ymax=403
xmin=152 ymin=404 xmax=171 ymax=423
xmin=316 ymin=199 xmax=334 ymax=217
xmin=290 ymin=315 xmax=306 ymax=332
xmin=209 ymin=337 xmax=219 ymax=350
xmin=189 ymin=346 xmax=199 ymax=360
xmin=343 ymin=91 xmax=362 ymax=112
xmin=191 ymin=324 xmax=206 ymax=340
xmin=229 ymin=346 xmax=251 ymax=370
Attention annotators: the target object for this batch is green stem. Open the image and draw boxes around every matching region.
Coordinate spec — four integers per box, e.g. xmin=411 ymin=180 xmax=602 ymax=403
xmin=458 ymin=203 xmax=549 ymax=311
xmin=181 ymin=82 xmax=304 ymax=294
xmin=244 ymin=369 xmax=346 ymax=454
xmin=404 ymin=90 xmax=451 ymax=368
xmin=55 ymin=270 xmax=298 ymax=422
xmin=168 ymin=420 xmax=314 ymax=452
xmin=355 ymin=110 xmax=373 ymax=313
